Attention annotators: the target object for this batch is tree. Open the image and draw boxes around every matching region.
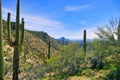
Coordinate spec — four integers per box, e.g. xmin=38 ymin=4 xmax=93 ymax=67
xmin=90 ymin=18 xmax=120 ymax=70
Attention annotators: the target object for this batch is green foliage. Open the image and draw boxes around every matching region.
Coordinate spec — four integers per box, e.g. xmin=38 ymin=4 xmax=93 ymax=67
xmin=91 ymin=57 xmax=105 ymax=69
xmin=89 ymin=40 xmax=108 ymax=69
xmin=104 ymin=65 xmax=120 ymax=80
xmin=82 ymin=69 xmax=95 ymax=77
xmin=47 ymin=42 xmax=84 ymax=78
xmin=90 ymin=40 xmax=109 ymax=58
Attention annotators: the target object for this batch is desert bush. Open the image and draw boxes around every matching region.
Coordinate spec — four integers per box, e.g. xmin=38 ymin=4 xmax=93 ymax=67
xmin=47 ymin=42 xmax=84 ymax=77
xmin=104 ymin=65 xmax=120 ymax=80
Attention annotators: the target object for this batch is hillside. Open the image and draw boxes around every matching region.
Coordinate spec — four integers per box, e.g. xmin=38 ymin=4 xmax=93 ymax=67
xmin=2 ymin=21 xmax=60 ymax=79
xmin=5 ymin=21 xmax=60 ymax=58
xmin=24 ymin=30 xmax=58 ymax=58
xmin=27 ymin=30 xmax=61 ymax=50
xmin=2 ymin=18 xmax=120 ymax=80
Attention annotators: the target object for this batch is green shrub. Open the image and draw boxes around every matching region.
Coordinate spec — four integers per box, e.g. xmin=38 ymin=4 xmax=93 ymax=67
xmin=91 ymin=57 xmax=105 ymax=69
xmin=105 ymin=65 xmax=120 ymax=80
xmin=46 ymin=42 xmax=84 ymax=79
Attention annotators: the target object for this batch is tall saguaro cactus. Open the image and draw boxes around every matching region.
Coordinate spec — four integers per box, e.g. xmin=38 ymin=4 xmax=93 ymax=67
xmin=20 ymin=18 xmax=24 ymax=54
xmin=0 ymin=0 xmax=4 ymax=80
xmin=13 ymin=0 xmax=20 ymax=79
xmin=118 ymin=19 xmax=120 ymax=43
xmin=83 ymin=29 xmax=86 ymax=56
xmin=20 ymin=18 xmax=24 ymax=46
xmin=7 ymin=12 xmax=11 ymax=42
xmin=48 ymin=41 xmax=51 ymax=59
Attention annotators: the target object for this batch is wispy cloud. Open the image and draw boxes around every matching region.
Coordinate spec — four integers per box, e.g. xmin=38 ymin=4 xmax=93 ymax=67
xmin=2 ymin=8 xmax=16 ymax=21
xmin=2 ymin=7 xmax=97 ymax=39
xmin=64 ymin=4 xmax=92 ymax=11
xmin=2 ymin=8 xmax=64 ymax=29
xmin=2 ymin=8 xmax=71 ymax=38
xmin=66 ymin=27 xmax=98 ymax=40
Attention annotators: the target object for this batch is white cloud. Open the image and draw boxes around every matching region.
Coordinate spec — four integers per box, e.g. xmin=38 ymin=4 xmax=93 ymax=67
xmin=2 ymin=8 xmax=16 ymax=21
xmin=2 ymin=8 xmax=71 ymax=38
xmin=2 ymin=8 xmax=97 ymax=39
xmin=66 ymin=27 xmax=98 ymax=40
xmin=64 ymin=4 xmax=91 ymax=11
xmin=2 ymin=8 xmax=64 ymax=29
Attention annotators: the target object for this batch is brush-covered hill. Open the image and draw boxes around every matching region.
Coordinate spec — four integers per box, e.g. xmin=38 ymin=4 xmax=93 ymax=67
xmin=2 ymin=20 xmax=61 ymax=79
xmin=27 ymin=30 xmax=61 ymax=50
xmin=10 ymin=21 xmax=60 ymax=58
xmin=24 ymin=30 xmax=59 ymax=58
xmin=3 ymin=19 xmax=120 ymax=80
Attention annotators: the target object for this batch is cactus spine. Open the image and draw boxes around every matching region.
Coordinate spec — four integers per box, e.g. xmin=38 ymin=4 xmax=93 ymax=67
xmin=13 ymin=0 xmax=20 ymax=79
xmin=0 ymin=0 xmax=4 ymax=79
xmin=83 ymin=29 xmax=86 ymax=56
xmin=48 ymin=41 xmax=51 ymax=59
xmin=7 ymin=12 xmax=11 ymax=42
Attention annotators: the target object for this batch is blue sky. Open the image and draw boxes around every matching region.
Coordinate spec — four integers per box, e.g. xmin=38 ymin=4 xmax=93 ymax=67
xmin=2 ymin=0 xmax=120 ymax=39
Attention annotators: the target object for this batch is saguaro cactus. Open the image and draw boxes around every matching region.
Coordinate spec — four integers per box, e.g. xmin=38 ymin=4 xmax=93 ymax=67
xmin=48 ymin=41 xmax=51 ymax=59
xmin=62 ymin=37 xmax=64 ymax=45
xmin=13 ymin=0 xmax=20 ymax=80
xmin=0 ymin=0 xmax=4 ymax=80
xmin=20 ymin=18 xmax=24 ymax=46
xmin=118 ymin=19 xmax=120 ymax=42
xmin=7 ymin=12 xmax=11 ymax=42
xmin=83 ymin=29 xmax=86 ymax=55
xmin=20 ymin=18 xmax=24 ymax=54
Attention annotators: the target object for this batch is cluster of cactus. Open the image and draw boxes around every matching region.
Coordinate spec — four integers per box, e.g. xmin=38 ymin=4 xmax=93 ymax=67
xmin=0 ymin=0 xmax=25 ymax=79
xmin=83 ymin=29 xmax=86 ymax=56
xmin=0 ymin=0 xmax=4 ymax=80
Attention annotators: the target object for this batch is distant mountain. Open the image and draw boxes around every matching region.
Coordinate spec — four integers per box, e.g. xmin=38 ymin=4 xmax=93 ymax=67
xmin=57 ymin=37 xmax=93 ymax=45
xmin=57 ymin=37 xmax=71 ymax=45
